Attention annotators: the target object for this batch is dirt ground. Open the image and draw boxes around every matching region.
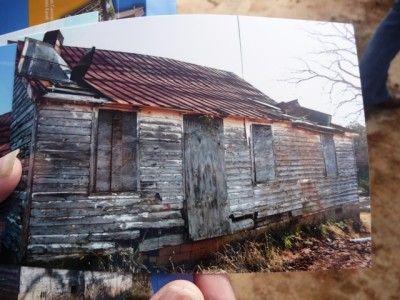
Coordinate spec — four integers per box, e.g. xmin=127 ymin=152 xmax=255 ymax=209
xmin=280 ymin=214 xmax=372 ymax=272
xmin=194 ymin=212 xmax=372 ymax=273
xmin=282 ymin=238 xmax=371 ymax=271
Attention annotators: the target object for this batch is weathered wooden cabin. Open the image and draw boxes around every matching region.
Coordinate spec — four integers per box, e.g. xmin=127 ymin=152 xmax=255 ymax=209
xmin=1 ymin=31 xmax=359 ymax=265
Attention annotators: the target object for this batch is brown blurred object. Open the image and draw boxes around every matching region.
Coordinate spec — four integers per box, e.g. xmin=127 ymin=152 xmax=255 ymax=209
xmin=178 ymin=0 xmax=400 ymax=298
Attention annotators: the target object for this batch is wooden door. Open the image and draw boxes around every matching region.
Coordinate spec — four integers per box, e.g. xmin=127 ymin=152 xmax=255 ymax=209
xmin=183 ymin=115 xmax=231 ymax=240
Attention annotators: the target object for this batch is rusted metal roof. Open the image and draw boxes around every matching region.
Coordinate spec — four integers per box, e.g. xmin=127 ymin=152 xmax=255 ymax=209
xmin=0 ymin=112 xmax=11 ymax=157
xmin=60 ymin=46 xmax=285 ymax=120
xmin=278 ymin=100 xmax=332 ymax=126
xmin=14 ymin=39 xmax=346 ymax=133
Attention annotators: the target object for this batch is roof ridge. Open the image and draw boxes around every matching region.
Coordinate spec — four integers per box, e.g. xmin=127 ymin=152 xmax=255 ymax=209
xmin=62 ymin=45 xmax=240 ymax=78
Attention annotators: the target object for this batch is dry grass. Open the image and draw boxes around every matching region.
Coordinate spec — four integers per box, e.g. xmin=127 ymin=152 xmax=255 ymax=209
xmin=197 ymin=240 xmax=283 ymax=273
xmin=126 ymin=273 xmax=152 ymax=300
xmin=360 ymin=212 xmax=371 ymax=232
xmin=195 ymin=217 xmax=371 ymax=273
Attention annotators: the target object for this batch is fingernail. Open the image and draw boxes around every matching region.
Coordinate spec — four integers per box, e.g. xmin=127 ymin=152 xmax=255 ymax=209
xmin=151 ymin=281 xmax=204 ymax=300
xmin=154 ymin=285 xmax=203 ymax=300
xmin=0 ymin=149 xmax=20 ymax=178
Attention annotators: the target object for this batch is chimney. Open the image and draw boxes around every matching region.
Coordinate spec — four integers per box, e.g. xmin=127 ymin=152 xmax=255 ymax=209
xmin=43 ymin=30 xmax=64 ymax=54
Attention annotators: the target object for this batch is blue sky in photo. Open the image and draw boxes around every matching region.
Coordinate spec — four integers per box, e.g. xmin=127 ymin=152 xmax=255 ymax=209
xmin=113 ymin=0 xmax=146 ymax=12
xmin=146 ymin=0 xmax=176 ymax=15
xmin=0 ymin=0 xmax=29 ymax=35
xmin=0 ymin=44 xmax=17 ymax=114
xmin=112 ymin=0 xmax=176 ymax=15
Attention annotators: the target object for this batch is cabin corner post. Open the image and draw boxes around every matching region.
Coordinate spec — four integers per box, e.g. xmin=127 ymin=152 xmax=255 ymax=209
xmin=135 ymin=109 xmax=141 ymax=193
xmin=89 ymin=107 xmax=99 ymax=194
xmin=2 ymin=75 xmax=37 ymax=263
xmin=351 ymin=136 xmax=359 ymax=181
xmin=249 ymin=122 xmax=256 ymax=186
xmin=181 ymin=114 xmax=188 ymax=236
xmin=19 ymin=105 xmax=39 ymax=262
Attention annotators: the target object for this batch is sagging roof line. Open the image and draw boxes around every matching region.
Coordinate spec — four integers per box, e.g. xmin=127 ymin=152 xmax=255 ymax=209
xmin=60 ymin=45 xmax=283 ymax=120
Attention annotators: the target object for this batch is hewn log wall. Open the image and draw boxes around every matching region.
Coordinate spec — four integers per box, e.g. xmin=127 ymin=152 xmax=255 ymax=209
xmin=33 ymin=103 xmax=92 ymax=193
xmin=25 ymin=105 xmax=358 ymax=262
xmin=225 ymin=119 xmax=358 ymax=230
xmin=1 ymin=76 xmax=36 ymax=261
xmin=223 ymin=118 xmax=255 ymax=219
xmin=27 ymin=106 xmax=185 ymax=262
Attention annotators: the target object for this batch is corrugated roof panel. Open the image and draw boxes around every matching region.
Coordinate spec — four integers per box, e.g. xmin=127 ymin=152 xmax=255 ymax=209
xmin=61 ymin=46 xmax=283 ymax=120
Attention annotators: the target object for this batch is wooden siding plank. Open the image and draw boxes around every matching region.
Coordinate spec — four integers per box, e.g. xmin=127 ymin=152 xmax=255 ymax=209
xmin=139 ymin=234 xmax=184 ymax=252
xmin=30 ymin=231 xmax=140 ymax=244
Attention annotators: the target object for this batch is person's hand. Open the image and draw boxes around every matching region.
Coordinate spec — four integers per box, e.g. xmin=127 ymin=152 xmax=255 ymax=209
xmin=150 ymin=274 xmax=236 ymax=300
xmin=0 ymin=150 xmax=22 ymax=202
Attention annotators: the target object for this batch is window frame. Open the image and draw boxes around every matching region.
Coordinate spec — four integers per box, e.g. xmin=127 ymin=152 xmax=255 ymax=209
xmin=321 ymin=134 xmax=339 ymax=178
xmin=90 ymin=108 xmax=139 ymax=194
xmin=251 ymin=124 xmax=276 ymax=184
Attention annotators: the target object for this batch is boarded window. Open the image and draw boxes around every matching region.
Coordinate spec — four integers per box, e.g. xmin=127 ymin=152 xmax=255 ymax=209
xmin=321 ymin=134 xmax=338 ymax=177
xmin=252 ymin=124 xmax=275 ymax=182
xmin=95 ymin=110 xmax=138 ymax=192
xmin=183 ymin=115 xmax=230 ymax=240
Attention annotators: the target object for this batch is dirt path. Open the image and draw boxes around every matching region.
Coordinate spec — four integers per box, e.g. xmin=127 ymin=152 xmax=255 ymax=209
xmin=281 ymin=236 xmax=371 ymax=271
xmin=280 ymin=212 xmax=371 ymax=271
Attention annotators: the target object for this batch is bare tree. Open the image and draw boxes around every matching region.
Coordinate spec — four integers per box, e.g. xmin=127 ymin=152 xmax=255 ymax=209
xmin=288 ymin=22 xmax=363 ymax=121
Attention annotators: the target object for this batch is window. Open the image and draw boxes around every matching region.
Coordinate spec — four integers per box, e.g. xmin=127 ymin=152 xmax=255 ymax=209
xmin=321 ymin=134 xmax=338 ymax=177
xmin=95 ymin=110 xmax=138 ymax=192
xmin=252 ymin=124 xmax=275 ymax=183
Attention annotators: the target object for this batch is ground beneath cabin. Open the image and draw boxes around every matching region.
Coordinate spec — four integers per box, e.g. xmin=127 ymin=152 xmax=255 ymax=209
xmin=279 ymin=215 xmax=371 ymax=272
xmin=189 ymin=208 xmax=371 ymax=273
xmin=129 ymin=211 xmax=372 ymax=299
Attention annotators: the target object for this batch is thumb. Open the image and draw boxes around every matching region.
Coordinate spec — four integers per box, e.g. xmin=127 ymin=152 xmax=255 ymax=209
xmin=150 ymin=280 xmax=204 ymax=300
xmin=0 ymin=150 xmax=22 ymax=202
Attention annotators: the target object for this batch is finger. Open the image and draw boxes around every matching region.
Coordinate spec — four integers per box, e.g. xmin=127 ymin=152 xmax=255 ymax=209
xmin=0 ymin=150 xmax=22 ymax=202
xmin=150 ymin=280 xmax=204 ymax=300
xmin=194 ymin=274 xmax=236 ymax=300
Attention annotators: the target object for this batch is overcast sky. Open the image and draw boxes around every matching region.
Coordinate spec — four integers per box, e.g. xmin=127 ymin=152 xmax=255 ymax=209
xmin=0 ymin=15 xmax=364 ymax=125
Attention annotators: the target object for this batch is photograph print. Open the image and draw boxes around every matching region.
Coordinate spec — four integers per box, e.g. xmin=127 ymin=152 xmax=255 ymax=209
xmin=0 ymin=15 xmax=370 ymax=273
